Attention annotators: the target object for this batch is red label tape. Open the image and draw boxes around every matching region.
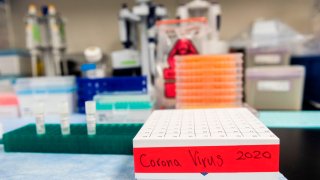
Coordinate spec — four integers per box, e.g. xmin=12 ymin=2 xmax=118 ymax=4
xmin=134 ymin=145 xmax=279 ymax=173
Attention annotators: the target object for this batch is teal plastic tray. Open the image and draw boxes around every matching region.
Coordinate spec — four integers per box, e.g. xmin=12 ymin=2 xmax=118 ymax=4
xmin=3 ymin=123 xmax=142 ymax=154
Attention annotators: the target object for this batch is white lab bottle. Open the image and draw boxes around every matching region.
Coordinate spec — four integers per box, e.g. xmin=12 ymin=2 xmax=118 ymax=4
xmin=34 ymin=102 xmax=45 ymax=135
xmin=85 ymin=101 xmax=96 ymax=135
xmin=60 ymin=101 xmax=70 ymax=135
xmin=83 ymin=47 xmax=106 ymax=78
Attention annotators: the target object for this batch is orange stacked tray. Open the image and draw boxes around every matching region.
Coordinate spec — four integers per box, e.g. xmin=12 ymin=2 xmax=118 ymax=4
xmin=175 ymin=54 xmax=243 ymax=109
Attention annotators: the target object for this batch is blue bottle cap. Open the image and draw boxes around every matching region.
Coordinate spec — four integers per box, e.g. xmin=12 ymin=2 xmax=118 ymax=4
xmin=81 ymin=63 xmax=96 ymax=71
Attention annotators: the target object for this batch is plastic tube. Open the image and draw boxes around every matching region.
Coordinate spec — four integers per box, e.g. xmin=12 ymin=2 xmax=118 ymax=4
xmin=60 ymin=101 xmax=70 ymax=135
xmin=85 ymin=101 xmax=96 ymax=135
xmin=34 ymin=102 xmax=45 ymax=135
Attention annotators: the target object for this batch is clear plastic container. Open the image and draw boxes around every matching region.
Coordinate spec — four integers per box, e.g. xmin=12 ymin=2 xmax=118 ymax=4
xmin=15 ymin=76 xmax=75 ymax=92
xmin=95 ymin=101 xmax=153 ymax=124
xmin=246 ymin=47 xmax=290 ymax=68
xmin=14 ymin=76 xmax=76 ymax=116
xmin=94 ymin=93 xmax=152 ymax=103
xmin=97 ymin=109 xmax=152 ymax=124
xmin=94 ymin=93 xmax=154 ymax=123
xmin=0 ymin=50 xmax=31 ymax=76
xmin=0 ymin=93 xmax=19 ymax=118
xmin=155 ymin=17 xmax=209 ymax=108
xmin=245 ymin=66 xmax=305 ymax=110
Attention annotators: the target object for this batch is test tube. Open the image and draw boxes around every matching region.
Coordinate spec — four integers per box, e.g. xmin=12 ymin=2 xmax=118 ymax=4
xmin=60 ymin=101 xmax=70 ymax=135
xmin=34 ymin=102 xmax=46 ymax=135
xmin=85 ymin=101 xmax=96 ymax=135
xmin=0 ymin=123 xmax=3 ymax=139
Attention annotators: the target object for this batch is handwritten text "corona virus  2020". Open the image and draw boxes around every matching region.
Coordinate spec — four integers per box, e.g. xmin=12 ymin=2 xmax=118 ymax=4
xmin=139 ymin=149 xmax=224 ymax=169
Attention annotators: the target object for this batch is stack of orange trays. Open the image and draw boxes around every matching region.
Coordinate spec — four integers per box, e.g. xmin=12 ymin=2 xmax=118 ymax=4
xmin=175 ymin=54 xmax=243 ymax=109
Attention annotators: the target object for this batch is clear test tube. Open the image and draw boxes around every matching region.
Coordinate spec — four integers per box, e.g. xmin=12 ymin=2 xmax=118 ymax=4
xmin=60 ymin=101 xmax=70 ymax=135
xmin=85 ymin=101 xmax=96 ymax=135
xmin=34 ymin=102 xmax=46 ymax=135
xmin=0 ymin=123 xmax=3 ymax=139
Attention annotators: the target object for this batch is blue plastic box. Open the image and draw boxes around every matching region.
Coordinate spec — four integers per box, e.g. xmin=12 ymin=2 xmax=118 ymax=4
xmin=77 ymin=76 xmax=147 ymax=113
xmin=291 ymin=55 xmax=320 ymax=109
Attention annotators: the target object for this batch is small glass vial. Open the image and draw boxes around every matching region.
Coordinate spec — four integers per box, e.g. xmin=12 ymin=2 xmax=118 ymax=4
xmin=34 ymin=102 xmax=45 ymax=135
xmin=85 ymin=101 xmax=96 ymax=135
xmin=60 ymin=101 xmax=70 ymax=135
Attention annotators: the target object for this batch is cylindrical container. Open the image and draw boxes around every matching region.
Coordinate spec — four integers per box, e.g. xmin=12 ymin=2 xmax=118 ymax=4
xmin=85 ymin=101 xmax=96 ymax=135
xmin=34 ymin=102 xmax=46 ymax=135
xmin=245 ymin=66 xmax=305 ymax=110
xmin=60 ymin=101 xmax=70 ymax=135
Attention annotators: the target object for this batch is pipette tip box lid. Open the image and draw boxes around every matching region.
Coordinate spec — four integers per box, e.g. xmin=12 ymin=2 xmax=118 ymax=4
xmin=133 ymin=108 xmax=279 ymax=180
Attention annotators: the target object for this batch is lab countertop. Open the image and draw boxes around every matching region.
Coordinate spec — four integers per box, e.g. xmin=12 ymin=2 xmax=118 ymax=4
xmin=0 ymin=144 xmax=286 ymax=180
xmin=2 ymin=111 xmax=320 ymax=180
xmin=0 ymin=145 xmax=135 ymax=180
xmin=259 ymin=111 xmax=320 ymax=128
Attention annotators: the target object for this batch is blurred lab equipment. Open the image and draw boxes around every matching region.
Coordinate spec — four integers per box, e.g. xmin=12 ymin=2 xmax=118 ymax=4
xmin=115 ymin=0 xmax=167 ymax=86
xmin=175 ymin=54 xmax=243 ymax=109
xmin=111 ymin=49 xmax=141 ymax=76
xmin=176 ymin=0 xmax=228 ymax=54
xmin=77 ymin=76 xmax=147 ymax=113
xmin=286 ymin=0 xmax=320 ymax=110
xmin=94 ymin=92 xmax=154 ymax=124
xmin=155 ymin=17 xmax=208 ymax=108
xmin=230 ymin=19 xmax=305 ymax=68
xmin=245 ymin=66 xmax=305 ymax=110
xmin=177 ymin=0 xmax=221 ymax=39
xmin=290 ymin=22 xmax=320 ymax=110
xmin=0 ymin=2 xmax=27 ymax=77
xmin=0 ymin=49 xmax=31 ymax=76
xmin=25 ymin=4 xmax=67 ymax=76
xmin=0 ymin=93 xmax=19 ymax=118
xmin=0 ymin=0 xmax=14 ymax=49
xmin=0 ymin=77 xmax=15 ymax=92
xmin=81 ymin=47 xmax=108 ymax=78
xmin=291 ymin=55 xmax=320 ymax=110
xmin=0 ymin=77 xmax=19 ymax=118
xmin=15 ymin=76 xmax=76 ymax=117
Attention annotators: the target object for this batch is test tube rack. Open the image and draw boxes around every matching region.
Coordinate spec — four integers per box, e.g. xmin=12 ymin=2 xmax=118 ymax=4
xmin=133 ymin=108 xmax=280 ymax=180
xmin=3 ymin=123 xmax=142 ymax=154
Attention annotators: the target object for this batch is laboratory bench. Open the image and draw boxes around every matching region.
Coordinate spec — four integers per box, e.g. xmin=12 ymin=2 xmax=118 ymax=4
xmin=261 ymin=111 xmax=320 ymax=180
xmin=1 ymin=111 xmax=320 ymax=180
